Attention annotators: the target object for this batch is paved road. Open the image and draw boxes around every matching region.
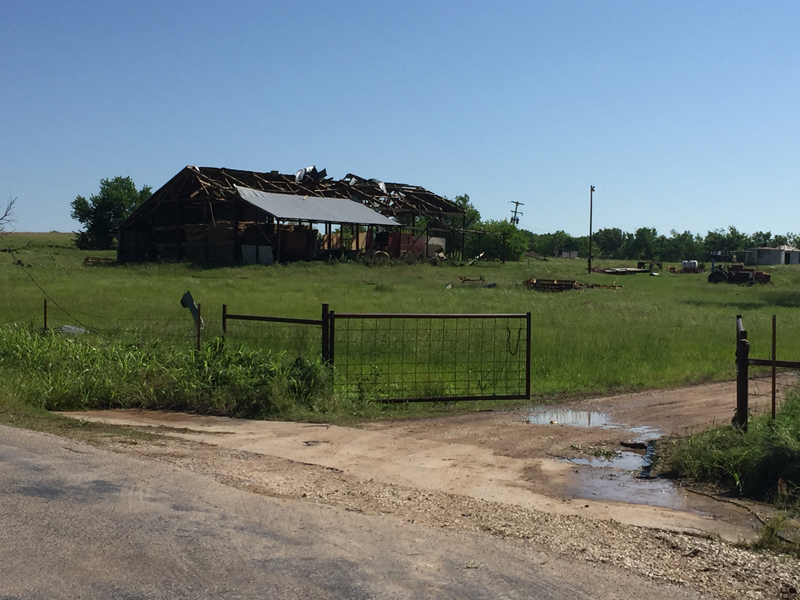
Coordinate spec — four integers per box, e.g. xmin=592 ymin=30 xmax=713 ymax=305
xmin=0 ymin=425 xmax=700 ymax=600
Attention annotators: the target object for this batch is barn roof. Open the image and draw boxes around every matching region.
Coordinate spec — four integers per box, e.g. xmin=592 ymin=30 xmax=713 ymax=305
xmin=235 ymin=186 xmax=399 ymax=226
xmin=124 ymin=165 xmax=463 ymax=227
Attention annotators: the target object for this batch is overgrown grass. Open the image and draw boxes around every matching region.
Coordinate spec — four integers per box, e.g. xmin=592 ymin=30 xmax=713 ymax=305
xmin=0 ymin=324 xmax=529 ymax=428
xmin=665 ymin=388 xmax=800 ymax=505
xmin=5 ymin=232 xmax=800 ymax=401
xmin=0 ymin=326 xmax=334 ymax=419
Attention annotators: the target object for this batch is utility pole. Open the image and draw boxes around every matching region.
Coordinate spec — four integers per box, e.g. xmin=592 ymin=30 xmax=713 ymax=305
xmin=509 ymin=201 xmax=524 ymax=226
xmin=587 ymin=186 xmax=595 ymax=274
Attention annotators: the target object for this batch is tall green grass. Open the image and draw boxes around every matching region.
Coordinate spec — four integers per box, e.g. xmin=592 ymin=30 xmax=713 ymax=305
xmin=0 ymin=326 xmax=333 ymax=418
xmin=3 ymin=232 xmax=800 ymax=400
xmin=666 ymin=388 xmax=800 ymax=504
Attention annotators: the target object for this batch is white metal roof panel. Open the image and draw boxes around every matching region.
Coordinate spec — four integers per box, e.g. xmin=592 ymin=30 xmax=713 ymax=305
xmin=235 ymin=186 xmax=398 ymax=226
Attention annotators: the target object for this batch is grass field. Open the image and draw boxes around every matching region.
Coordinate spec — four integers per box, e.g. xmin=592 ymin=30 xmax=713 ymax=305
xmin=3 ymin=232 xmax=800 ymax=402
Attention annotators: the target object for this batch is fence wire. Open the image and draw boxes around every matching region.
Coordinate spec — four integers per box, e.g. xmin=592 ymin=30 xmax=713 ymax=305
xmin=746 ymin=367 xmax=799 ymax=416
xmin=332 ymin=315 xmax=528 ymax=402
xmin=223 ymin=319 xmax=321 ymax=357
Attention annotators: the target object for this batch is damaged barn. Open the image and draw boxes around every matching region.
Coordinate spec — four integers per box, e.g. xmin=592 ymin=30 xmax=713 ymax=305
xmin=117 ymin=166 xmax=467 ymax=264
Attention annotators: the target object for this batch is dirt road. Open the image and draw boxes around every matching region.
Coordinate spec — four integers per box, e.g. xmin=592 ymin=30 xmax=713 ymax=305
xmin=5 ymin=425 xmax=684 ymax=600
xmin=62 ymin=376 xmax=800 ymax=599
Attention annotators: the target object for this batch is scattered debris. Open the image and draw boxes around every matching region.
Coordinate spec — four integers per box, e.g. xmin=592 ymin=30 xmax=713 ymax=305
xmin=53 ymin=325 xmax=88 ymax=335
xmin=459 ymin=276 xmax=485 ymax=284
xmin=523 ymin=278 xmax=622 ymax=292
xmin=524 ymin=278 xmax=579 ymax=292
xmin=83 ymin=256 xmax=115 ymax=266
xmin=592 ymin=267 xmax=650 ymax=275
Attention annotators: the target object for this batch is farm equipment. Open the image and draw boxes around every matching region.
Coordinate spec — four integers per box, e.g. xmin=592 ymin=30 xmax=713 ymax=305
xmin=707 ymin=263 xmax=770 ymax=285
xmin=667 ymin=260 xmax=705 ymax=274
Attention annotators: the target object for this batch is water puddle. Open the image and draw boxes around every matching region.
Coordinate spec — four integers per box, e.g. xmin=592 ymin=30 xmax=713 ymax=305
xmin=531 ymin=407 xmax=762 ymax=527
xmin=527 ymin=409 xmax=615 ymax=428
xmin=564 ymin=468 xmax=689 ymax=510
xmin=561 ymin=450 xmax=644 ymax=470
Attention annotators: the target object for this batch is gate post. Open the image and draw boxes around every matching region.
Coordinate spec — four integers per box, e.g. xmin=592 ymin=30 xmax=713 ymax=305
xmin=735 ymin=315 xmax=749 ymax=431
xmin=329 ymin=310 xmax=335 ymax=366
xmin=321 ymin=303 xmax=330 ymax=363
xmin=525 ymin=312 xmax=532 ymax=398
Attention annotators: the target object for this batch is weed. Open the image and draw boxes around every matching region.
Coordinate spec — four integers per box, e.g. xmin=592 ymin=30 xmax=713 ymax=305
xmin=666 ymin=388 xmax=800 ymax=504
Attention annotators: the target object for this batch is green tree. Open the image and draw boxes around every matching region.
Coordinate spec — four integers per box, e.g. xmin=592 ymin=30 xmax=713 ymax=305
xmin=440 ymin=193 xmax=482 ymax=260
xmin=477 ymin=220 xmax=531 ymax=261
xmin=71 ymin=177 xmax=151 ymax=250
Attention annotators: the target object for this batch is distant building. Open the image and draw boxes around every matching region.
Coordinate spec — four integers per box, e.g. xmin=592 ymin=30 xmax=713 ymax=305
xmin=743 ymin=245 xmax=800 ymax=265
xmin=117 ymin=166 xmax=464 ymax=264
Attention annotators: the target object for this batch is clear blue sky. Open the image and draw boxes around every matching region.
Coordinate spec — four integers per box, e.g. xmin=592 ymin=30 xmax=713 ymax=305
xmin=2 ymin=1 xmax=798 ymax=237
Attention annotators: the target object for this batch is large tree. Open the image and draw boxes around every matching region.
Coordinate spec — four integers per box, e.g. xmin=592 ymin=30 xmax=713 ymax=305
xmin=71 ymin=177 xmax=151 ymax=250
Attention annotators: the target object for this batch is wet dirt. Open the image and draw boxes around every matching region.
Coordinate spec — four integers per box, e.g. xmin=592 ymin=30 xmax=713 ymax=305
xmin=63 ymin=374 xmax=797 ymax=542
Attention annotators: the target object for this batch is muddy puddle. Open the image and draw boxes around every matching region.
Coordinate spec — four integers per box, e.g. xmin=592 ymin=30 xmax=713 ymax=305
xmin=527 ymin=409 xmax=661 ymax=441
xmin=529 ymin=407 xmax=762 ymax=527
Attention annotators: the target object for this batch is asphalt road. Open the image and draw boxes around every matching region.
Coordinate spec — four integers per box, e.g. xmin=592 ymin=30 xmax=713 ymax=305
xmin=0 ymin=425 xmax=701 ymax=600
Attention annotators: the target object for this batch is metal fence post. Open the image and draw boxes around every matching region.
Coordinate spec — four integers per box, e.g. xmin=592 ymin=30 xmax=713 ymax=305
xmin=735 ymin=315 xmax=749 ymax=431
xmin=222 ymin=304 xmax=227 ymax=337
xmin=321 ymin=303 xmax=330 ymax=363
xmin=328 ymin=310 xmax=335 ymax=366
xmin=772 ymin=314 xmax=777 ymax=420
xmin=525 ymin=312 xmax=532 ymax=398
xmin=43 ymin=298 xmax=47 ymax=332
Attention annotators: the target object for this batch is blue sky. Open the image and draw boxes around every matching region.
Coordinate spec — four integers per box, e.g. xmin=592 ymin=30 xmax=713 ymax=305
xmin=2 ymin=1 xmax=798 ymax=237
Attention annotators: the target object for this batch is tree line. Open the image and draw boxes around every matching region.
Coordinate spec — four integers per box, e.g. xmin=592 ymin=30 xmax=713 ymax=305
xmin=523 ymin=226 xmax=799 ymax=262
xmin=441 ymin=196 xmax=798 ymax=262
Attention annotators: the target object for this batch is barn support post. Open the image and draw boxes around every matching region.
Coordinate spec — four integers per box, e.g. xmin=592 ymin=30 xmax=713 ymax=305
xmin=233 ymin=196 xmax=240 ymax=262
xmin=203 ymin=199 xmax=209 ymax=262
xmin=735 ymin=315 xmax=750 ymax=431
xmin=461 ymin=215 xmax=466 ymax=261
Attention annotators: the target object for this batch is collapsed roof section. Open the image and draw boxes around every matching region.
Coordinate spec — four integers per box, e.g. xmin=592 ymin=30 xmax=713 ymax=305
xmin=125 ymin=165 xmax=464 ymax=225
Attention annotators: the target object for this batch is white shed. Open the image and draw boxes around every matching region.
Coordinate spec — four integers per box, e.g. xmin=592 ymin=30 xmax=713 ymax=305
xmin=744 ymin=245 xmax=800 ymax=265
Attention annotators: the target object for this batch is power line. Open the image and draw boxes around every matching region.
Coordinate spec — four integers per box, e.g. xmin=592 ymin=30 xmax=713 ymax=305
xmin=509 ymin=201 xmax=524 ymax=226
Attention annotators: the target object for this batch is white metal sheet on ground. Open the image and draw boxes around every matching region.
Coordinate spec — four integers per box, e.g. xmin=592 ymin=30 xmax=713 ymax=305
xmin=235 ymin=186 xmax=399 ymax=226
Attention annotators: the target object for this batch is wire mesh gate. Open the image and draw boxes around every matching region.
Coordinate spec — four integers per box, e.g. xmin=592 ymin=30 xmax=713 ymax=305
xmin=225 ymin=303 xmax=531 ymax=403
